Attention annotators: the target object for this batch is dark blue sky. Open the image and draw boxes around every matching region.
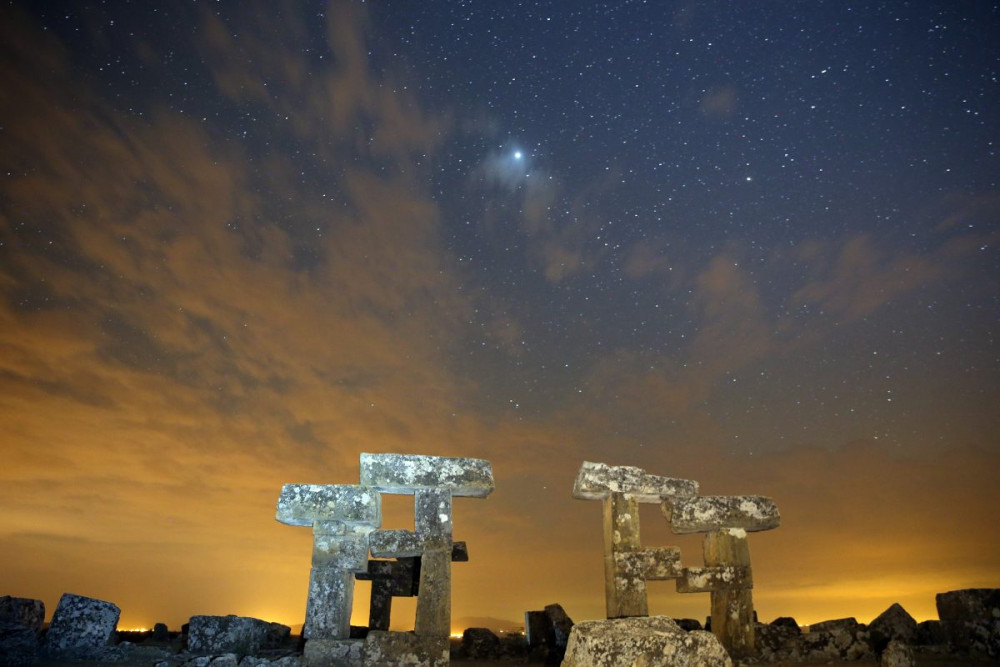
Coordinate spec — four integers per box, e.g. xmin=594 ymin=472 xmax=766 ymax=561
xmin=2 ymin=0 xmax=998 ymax=629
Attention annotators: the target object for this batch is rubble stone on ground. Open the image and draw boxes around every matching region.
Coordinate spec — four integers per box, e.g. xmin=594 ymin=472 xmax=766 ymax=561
xmin=561 ymin=616 xmax=732 ymax=667
xmin=40 ymin=592 xmax=120 ymax=660
xmin=187 ymin=615 xmax=291 ymax=656
xmin=0 ymin=596 xmax=45 ymax=634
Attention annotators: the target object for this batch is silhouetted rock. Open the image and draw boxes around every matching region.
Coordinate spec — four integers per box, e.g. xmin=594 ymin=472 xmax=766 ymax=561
xmin=187 ymin=615 xmax=290 ymax=657
xmin=150 ymin=622 xmax=170 ymax=642
xmin=879 ymin=638 xmax=915 ymax=666
xmin=0 ymin=596 xmax=45 ymax=634
xmin=675 ymin=618 xmax=703 ymax=631
xmin=40 ymin=592 xmax=120 ymax=660
xmin=525 ymin=609 xmax=550 ymax=647
xmin=936 ymin=588 xmax=1000 ymax=657
xmin=915 ymin=619 xmax=948 ymax=646
xmin=462 ymin=627 xmax=501 ymax=660
xmin=869 ymin=603 xmax=918 ymax=653
xmin=770 ymin=616 xmax=800 ymax=631
xmin=562 ymin=616 xmax=732 ymax=667
xmin=0 ymin=620 xmax=38 ymax=666
xmin=808 ymin=616 xmax=860 ymax=633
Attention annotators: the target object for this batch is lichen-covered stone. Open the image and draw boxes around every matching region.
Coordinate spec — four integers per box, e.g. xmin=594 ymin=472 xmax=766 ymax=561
xmin=414 ymin=549 xmax=451 ymax=637
xmin=312 ymin=526 xmax=372 ymax=571
xmin=302 ymin=637 xmax=363 ymax=667
xmin=0 ymin=596 xmax=45 ymax=634
xmin=276 ymin=485 xmax=381 ymax=527
xmin=305 ymin=569 xmax=355 ymax=640
xmin=676 ymin=565 xmax=752 ymax=593
xmin=369 ymin=529 xmax=426 ymax=558
xmin=40 ymin=592 xmax=120 ymax=659
xmin=665 ymin=495 xmax=780 ymax=533
xmin=573 ymin=461 xmax=698 ymax=502
xmin=187 ymin=615 xmax=289 ymax=656
xmin=561 ymin=616 xmax=732 ymax=667
xmin=360 ymin=453 xmax=494 ymax=497
xmin=415 ymin=488 xmax=453 ymax=538
xmin=363 ymin=631 xmax=449 ymax=666
xmin=936 ymin=588 xmax=1000 ymax=656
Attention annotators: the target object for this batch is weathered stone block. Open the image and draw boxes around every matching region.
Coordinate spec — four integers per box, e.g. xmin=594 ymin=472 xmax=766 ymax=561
xmin=573 ymin=461 xmax=698 ymax=502
xmin=544 ymin=603 xmax=574 ymax=652
xmin=360 ymin=453 xmax=495 ymax=497
xmin=363 ymin=630 xmax=449 ymax=666
xmin=313 ymin=526 xmax=372 ymax=571
xmin=665 ymin=495 xmax=780 ymax=533
xmin=40 ymin=593 xmax=120 ymax=659
xmin=525 ymin=610 xmax=551 ymax=647
xmin=415 ymin=549 xmax=451 ymax=637
xmin=306 ymin=568 xmax=355 ymax=640
xmin=880 ymin=638 xmax=916 ymax=667
xmin=369 ymin=529 xmax=426 ymax=558
xmin=187 ymin=615 xmax=289 ymax=656
xmin=561 ymin=616 xmax=732 ymax=667
xmin=636 ymin=546 xmax=683 ymax=580
xmin=415 ymin=488 xmax=454 ymax=538
xmin=676 ymin=566 xmax=752 ymax=593
xmin=302 ymin=637 xmax=364 ymax=667
xmin=0 ymin=596 xmax=45 ymax=634
xmin=276 ymin=484 xmax=381 ymax=527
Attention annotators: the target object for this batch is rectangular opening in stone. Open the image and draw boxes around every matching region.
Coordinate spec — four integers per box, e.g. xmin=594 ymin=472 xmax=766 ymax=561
xmin=389 ymin=596 xmax=417 ymax=633
xmin=350 ymin=578 xmax=372 ymax=629
xmin=379 ymin=493 xmax=416 ymax=531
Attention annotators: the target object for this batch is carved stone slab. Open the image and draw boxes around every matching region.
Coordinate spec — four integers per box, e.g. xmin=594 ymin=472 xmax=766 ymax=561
xmin=665 ymin=495 xmax=780 ymax=534
xmin=676 ymin=566 xmax=753 ymax=593
xmin=360 ymin=453 xmax=495 ymax=497
xmin=573 ymin=461 xmax=698 ymax=502
xmin=275 ymin=484 xmax=381 ymax=527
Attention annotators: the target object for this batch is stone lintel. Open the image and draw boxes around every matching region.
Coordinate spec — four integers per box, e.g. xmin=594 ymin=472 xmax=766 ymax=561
xmin=665 ymin=495 xmax=780 ymax=534
xmin=369 ymin=529 xmax=450 ymax=558
xmin=360 ymin=453 xmax=495 ymax=497
xmin=276 ymin=484 xmax=381 ymax=527
xmin=573 ymin=461 xmax=699 ymax=502
xmin=676 ymin=566 xmax=752 ymax=593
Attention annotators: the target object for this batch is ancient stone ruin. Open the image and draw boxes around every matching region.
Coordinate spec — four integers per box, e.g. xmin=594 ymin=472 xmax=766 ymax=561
xmin=276 ymin=452 xmax=494 ymax=666
xmin=573 ymin=460 xmax=780 ymax=659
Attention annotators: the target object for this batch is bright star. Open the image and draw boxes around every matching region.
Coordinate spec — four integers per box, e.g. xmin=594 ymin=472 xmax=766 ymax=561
xmin=514 ymin=151 xmax=523 ymax=160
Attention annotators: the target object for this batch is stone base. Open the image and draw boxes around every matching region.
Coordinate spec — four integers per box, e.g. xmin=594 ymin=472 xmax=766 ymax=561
xmin=363 ymin=631 xmax=449 ymax=666
xmin=303 ymin=638 xmax=365 ymax=667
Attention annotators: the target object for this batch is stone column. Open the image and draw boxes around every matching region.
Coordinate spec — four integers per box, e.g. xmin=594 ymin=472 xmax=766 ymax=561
xmin=361 ymin=453 xmax=494 ymax=665
xmin=573 ymin=461 xmax=696 ymax=619
xmin=665 ymin=494 xmax=780 ymax=659
xmin=275 ymin=483 xmax=381 ymax=657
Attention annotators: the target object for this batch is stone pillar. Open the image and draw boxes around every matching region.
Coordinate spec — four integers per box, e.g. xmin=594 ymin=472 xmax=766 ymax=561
xmin=275 ymin=482 xmax=381 ymax=664
xmin=362 ymin=453 xmax=494 ymax=664
xmin=666 ymin=494 xmax=780 ymax=659
xmin=573 ymin=461 xmax=697 ymax=619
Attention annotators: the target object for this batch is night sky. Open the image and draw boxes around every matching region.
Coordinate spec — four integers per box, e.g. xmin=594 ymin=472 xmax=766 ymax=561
xmin=2 ymin=1 xmax=998 ymax=633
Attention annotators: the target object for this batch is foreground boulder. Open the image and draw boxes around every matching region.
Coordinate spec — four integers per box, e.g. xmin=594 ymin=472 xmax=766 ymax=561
xmin=187 ymin=615 xmax=291 ymax=656
xmin=869 ymin=603 xmax=918 ymax=652
xmin=40 ymin=592 xmax=120 ymax=660
xmin=0 ymin=620 xmax=38 ymax=666
xmin=936 ymin=588 xmax=1000 ymax=657
xmin=879 ymin=638 xmax=916 ymax=667
xmin=0 ymin=597 xmax=45 ymax=634
xmin=561 ymin=616 xmax=732 ymax=667
xmin=461 ymin=627 xmax=501 ymax=660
